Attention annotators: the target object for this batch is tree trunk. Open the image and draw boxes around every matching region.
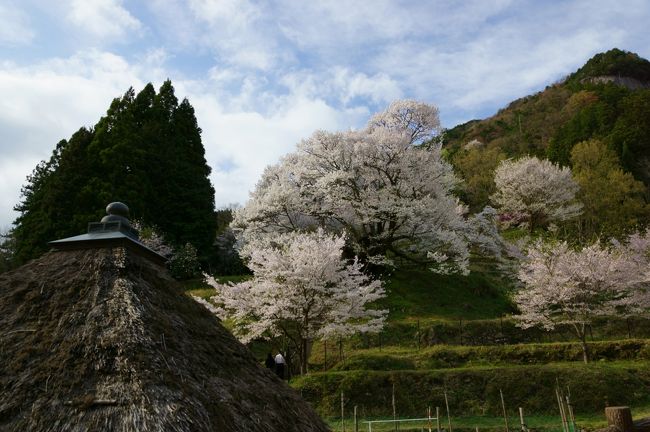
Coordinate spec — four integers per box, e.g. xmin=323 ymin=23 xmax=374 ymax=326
xmin=572 ymin=324 xmax=590 ymax=364
xmin=300 ymin=338 xmax=313 ymax=374
xmin=605 ymin=406 xmax=634 ymax=432
xmin=580 ymin=336 xmax=590 ymax=364
xmin=300 ymin=339 xmax=307 ymax=374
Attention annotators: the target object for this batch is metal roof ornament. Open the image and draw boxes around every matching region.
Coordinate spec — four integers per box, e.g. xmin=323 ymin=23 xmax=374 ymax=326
xmin=48 ymin=202 xmax=166 ymax=265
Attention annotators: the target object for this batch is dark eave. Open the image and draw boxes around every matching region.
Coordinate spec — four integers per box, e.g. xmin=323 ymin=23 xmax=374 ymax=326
xmin=48 ymin=221 xmax=167 ymax=267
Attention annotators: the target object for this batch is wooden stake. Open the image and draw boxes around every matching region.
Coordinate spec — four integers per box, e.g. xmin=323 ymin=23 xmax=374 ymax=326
xmin=555 ymin=386 xmax=568 ymax=432
xmin=436 ymin=406 xmax=441 ymax=432
xmin=392 ymin=382 xmax=397 ymax=432
xmin=340 ymin=391 xmax=345 ymax=432
xmin=444 ymin=390 xmax=452 ymax=432
xmin=519 ymin=407 xmax=525 ymax=432
xmin=626 ymin=317 xmax=632 ymax=339
xmin=500 ymin=389 xmax=510 ymax=432
xmin=565 ymin=392 xmax=577 ymax=432
xmin=427 ymin=406 xmax=432 ymax=432
xmin=354 ymin=405 xmax=358 ymax=432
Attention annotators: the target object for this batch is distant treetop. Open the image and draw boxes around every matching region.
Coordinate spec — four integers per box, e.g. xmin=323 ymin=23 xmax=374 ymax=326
xmin=568 ymin=48 xmax=650 ymax=84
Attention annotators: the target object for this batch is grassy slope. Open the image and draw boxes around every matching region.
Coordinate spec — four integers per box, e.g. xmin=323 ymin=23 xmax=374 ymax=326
xmin=378 ymin=268 xmax=514 ymax=322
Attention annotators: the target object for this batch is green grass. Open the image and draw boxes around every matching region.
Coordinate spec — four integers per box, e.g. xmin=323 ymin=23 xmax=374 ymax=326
xmin=325 ymin=405 xmax=650 ymax=431
xmin=182 ymin=274 xmax=252 ymax=300
xmin=317 ymin=339 xmax=650 ymax=371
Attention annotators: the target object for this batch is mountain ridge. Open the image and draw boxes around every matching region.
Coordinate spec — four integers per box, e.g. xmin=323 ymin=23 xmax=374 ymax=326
xmin=444 ymin=48 xmax=650 ymax=218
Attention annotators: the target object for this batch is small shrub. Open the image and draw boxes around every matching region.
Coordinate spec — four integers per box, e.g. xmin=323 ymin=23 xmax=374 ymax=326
xmin=169 ymin=243 xmax=201 ymax=280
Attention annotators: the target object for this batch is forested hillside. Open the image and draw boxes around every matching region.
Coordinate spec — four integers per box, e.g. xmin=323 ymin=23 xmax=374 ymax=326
xmin=446 ymin=49 xmax=650 ymax=240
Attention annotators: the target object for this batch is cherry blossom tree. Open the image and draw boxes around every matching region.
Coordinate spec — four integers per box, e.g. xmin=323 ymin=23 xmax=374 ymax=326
xmin=233 ymin=100 xmax=479 ymax=274
xmin=491 ymin=156 xmax=582 ymax=231
xmin=515 ymin=235 xmax=649 ymax=363
xmin=133 ymin=222 xmax=173 ymax=258
xmin=367 ymin=99 xmax=441 ymax=145
xmin=205 ymin=229 xmax=387 ymax=374
xmin=612 ymin=229 xmax=650 ymax=312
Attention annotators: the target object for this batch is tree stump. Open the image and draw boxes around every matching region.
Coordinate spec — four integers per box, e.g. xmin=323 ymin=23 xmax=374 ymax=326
xmin=605 ymin=407 xmax=634 ymax=432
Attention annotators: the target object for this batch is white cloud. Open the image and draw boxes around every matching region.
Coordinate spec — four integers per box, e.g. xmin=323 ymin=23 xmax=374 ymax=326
xmin=275 ymin=0 xmax=515 ymax=55
xmin=0 ymin=49 xmax=371 ymax=227
xmin=180 ymin=79 xmax=369 ymax=208
xmin=0 ymin=3 xmax=35 ymax=46
xmin=66 ymin=0 xmax=142 ymax=40
xmin=188 ymin=0 xmax=260 ymax=27
xmin=0 ymin=51 xmax=146 ymax=227
xmin=152 ymin=0 xmax=280 ymax=70
xmin=0 ymin=156 xmax=41 ymax=229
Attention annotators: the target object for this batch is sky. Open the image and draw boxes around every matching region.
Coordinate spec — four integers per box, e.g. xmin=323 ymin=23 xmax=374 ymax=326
xmin=1 ymin=0 xmax=650 ymax=230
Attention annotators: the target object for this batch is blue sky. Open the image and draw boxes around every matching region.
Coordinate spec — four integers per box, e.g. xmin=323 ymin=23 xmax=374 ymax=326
xmin=1 ymin=0 xmax=650 ymax=229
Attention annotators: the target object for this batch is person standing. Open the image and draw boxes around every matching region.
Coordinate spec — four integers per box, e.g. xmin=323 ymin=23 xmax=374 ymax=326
xmin=274 ymin=352 xmax=286 ymax=379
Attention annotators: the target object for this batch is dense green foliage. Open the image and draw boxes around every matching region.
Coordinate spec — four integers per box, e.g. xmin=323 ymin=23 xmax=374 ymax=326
xmin=11 ymin=81 xmax=216 ymax=265
xmin=570 ymin=139 xmax=649 ymax=239
xmin=211 ymin=208 xmax=249 ymax=275
xmin=568 ymin=48 xmax=650 ymax=85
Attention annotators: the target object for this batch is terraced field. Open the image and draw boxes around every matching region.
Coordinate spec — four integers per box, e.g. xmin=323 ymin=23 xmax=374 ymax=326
xmin=187 ymin=269 xmax=650 ymax=430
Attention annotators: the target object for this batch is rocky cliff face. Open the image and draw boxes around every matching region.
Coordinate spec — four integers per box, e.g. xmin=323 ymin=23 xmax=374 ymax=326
xmin=583 ymin=75 xmax=650 ymax=90
xmin=0 ymin=247 xmax=330 ymax=432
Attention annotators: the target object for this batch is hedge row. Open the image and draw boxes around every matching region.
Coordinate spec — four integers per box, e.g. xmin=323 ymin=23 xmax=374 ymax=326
xmin=328 ymin=339 xmax=650 ymax=371
xmin=293 ymin=362 xmax=650 ymax=418
xmin=345 ymin=316 xmax=650 ymax=349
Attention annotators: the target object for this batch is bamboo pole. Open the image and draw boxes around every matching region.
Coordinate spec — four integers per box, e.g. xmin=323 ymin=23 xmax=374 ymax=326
xmin=519 ymin=407 xmax=525 ymax=432
xmin=354 ymin=405 xmax=358 ymax=432
xmin=444 ymin=390 xmax=452 ymax=432
xmin=500 ymin=389 xmax=510 ymax=432
xmin=565 ymin=394 xmax=577 ymax=432
xmin=340 ymin=391 xmax=345 ymax=432
xmin=555 ymin=386 xmax=568 ymax=432
xmin=392 ymin=382 xmax=397 ymax=432
xmin=436 ymin=406 xmax=441 ymax=432
xmin=428 ymin=406 xmax=432 ymax=432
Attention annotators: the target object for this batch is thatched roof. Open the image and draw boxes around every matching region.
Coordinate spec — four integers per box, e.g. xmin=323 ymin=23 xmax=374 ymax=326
xmin=0 ymin=247 xmax=330 ymax=431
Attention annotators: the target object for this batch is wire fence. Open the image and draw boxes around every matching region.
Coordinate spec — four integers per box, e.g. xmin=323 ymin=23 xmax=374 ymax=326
xmin=330 ymin=385 xmax=602 ymax=432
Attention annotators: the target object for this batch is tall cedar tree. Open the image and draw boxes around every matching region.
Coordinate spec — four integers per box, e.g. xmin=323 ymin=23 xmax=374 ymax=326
xmin=12 ymin=81 xmax=216 ymax=265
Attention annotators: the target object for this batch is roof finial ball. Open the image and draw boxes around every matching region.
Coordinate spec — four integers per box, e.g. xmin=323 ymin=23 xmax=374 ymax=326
xmin=101 ymin=202 xmax=132 ymax=227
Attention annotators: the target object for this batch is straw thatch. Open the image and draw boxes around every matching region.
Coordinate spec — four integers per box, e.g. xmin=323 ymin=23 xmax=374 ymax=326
xmin=0 ymin=247 xmax=330 ymax=431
